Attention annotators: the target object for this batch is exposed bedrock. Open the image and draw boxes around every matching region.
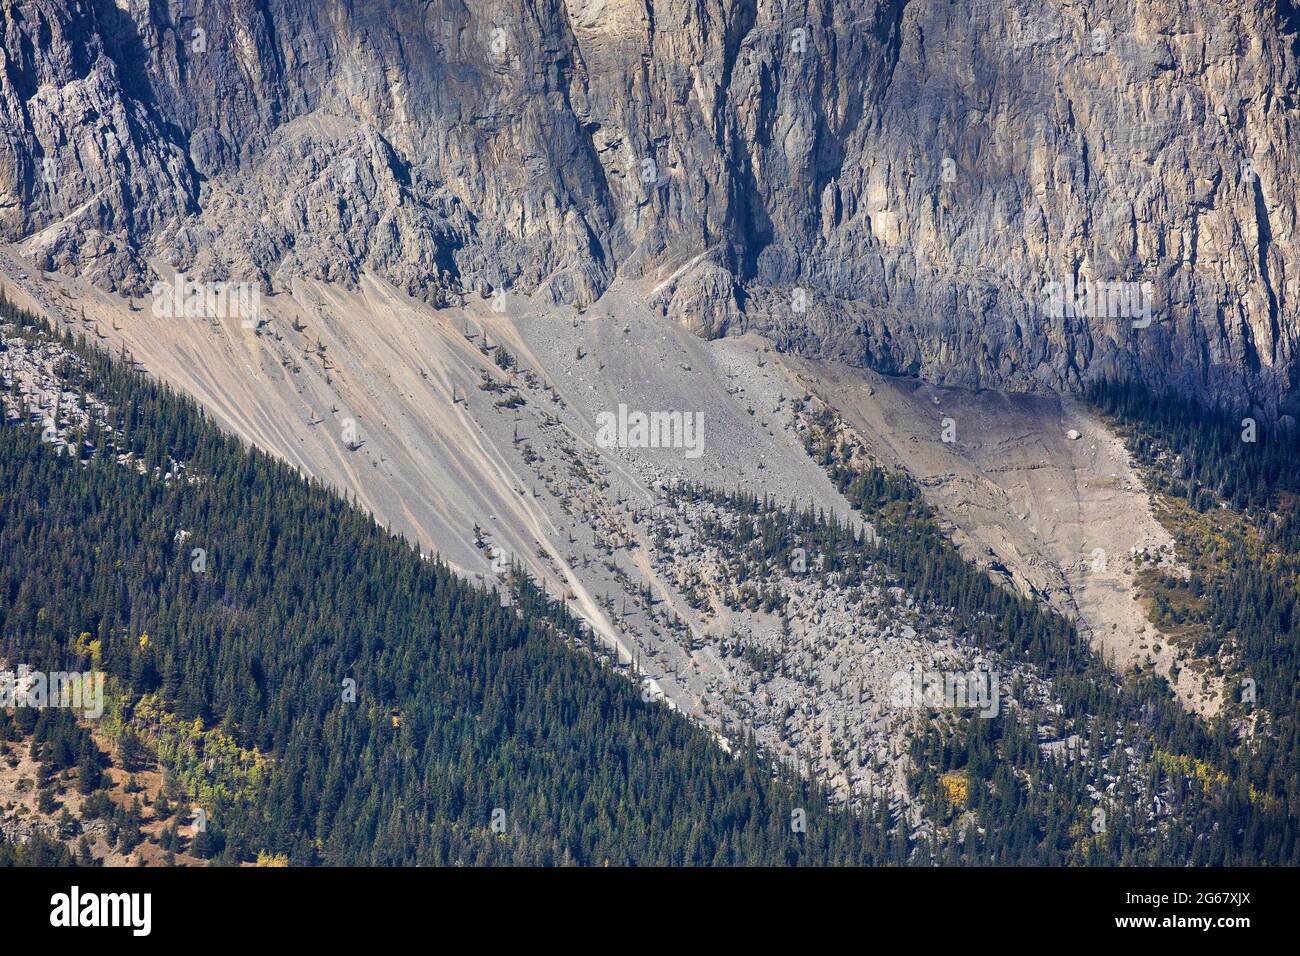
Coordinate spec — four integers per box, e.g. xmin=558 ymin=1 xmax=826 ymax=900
xmin=2 ymin=0 xmax=1298 ymax=413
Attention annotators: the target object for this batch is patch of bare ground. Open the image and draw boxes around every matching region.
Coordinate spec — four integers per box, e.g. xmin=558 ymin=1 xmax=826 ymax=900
xmin=784 ymin=360 xmax=1222 ymax=716
xmin=0 ymin=721 xmax=206 ymax=866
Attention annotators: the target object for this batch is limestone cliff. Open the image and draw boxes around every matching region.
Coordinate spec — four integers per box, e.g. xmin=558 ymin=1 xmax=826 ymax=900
xmin=2 ymin=0 xmax=1298 ymax=412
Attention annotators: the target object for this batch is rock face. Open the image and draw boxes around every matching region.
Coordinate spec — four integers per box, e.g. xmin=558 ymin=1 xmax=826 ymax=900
xmin=2 ymin=0 xmax=1298 ymax=411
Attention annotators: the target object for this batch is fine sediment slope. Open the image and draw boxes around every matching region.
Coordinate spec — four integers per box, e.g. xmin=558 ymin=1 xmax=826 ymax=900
xmin=796 ymin=361 xmax=1221 ymax=713
xmin=2 ymin=246 xmax=1215 ymax=725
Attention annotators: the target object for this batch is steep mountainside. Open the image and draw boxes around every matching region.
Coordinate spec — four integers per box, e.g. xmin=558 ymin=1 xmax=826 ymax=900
xmin=7 ymin=289 xmax=1298 ymax=867
xmin=2 ymin=0 xmax=1298 ymax=412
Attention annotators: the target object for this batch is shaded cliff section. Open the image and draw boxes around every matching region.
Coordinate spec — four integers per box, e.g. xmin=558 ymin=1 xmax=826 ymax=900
xmin=2 ymin=0 xmax=1298 ymax=415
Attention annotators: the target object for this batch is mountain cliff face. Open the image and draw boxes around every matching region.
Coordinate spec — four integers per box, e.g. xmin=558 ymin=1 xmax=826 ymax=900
xmin=2 ymin=0 xmax=1298 ymax=412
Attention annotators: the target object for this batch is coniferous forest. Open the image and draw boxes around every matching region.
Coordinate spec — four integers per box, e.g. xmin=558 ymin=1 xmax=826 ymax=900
xmin=800 ymin=395 xmax=1300 ymax=865
xmin=1 ymin=288 xmax=1298 ymax=865
xmin=0 ymin=293 xmax=884 ymax=866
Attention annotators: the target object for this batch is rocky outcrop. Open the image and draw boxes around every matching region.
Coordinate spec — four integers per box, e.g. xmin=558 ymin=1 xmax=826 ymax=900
xmin=2 ymin=0 xmax=1298 ymax=412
